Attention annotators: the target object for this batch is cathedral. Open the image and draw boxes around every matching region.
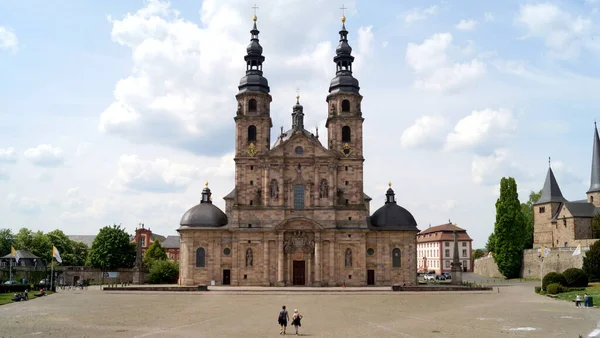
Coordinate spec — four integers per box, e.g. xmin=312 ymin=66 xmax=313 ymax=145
xmin=177 ymin=13 xmax=419 ymax=287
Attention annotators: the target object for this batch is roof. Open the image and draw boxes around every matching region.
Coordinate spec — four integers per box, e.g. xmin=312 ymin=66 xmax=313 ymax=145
xmin=418 ymin=232 xmax=473 ymax=243
xmin=151 ymin=234 xmax=166 ymax=243
xmin=68 ymin=235 xmax=95 ymax=247
xmin=272 ymin=127 xmax=318 ymax=148
xmin=589 ymin=124 xmax=600 ymax=193
xmin=1 ymin=249 xmax=40 ymax=259
xmin=368 ymin=188 xmax=419 ymax=231
xmin=224 ymin=188 xmax=236 ymax=199
xmin=161 ymin=236 xmax=180 ymax=249
xmin=535 ymin=167 xmax=567 ymax=205
xmin=418 ymin=223 xmax=467 ymax=235
xmin=562 ymin=202 xmax=600 ymax=218
xmin=363 ymin=192 xmax=372 ymax=201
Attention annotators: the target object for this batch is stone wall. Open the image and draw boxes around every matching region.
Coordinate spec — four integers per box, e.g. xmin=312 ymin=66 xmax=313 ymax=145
xmin=473 ymin=254 xmax=503 ymax=278
xmin=60 ymin=267 xmax=139 ymax=285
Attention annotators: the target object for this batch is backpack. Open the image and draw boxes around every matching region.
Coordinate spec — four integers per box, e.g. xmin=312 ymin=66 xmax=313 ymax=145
xmin=278 ymin=311 xmax=286 ymax=321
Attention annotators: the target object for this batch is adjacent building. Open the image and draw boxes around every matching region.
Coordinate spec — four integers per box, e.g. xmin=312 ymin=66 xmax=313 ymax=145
xmin=177 ymin=14 xmax=420 ymax=287
xmin=533 ymin=124 xmax=600 ymax=248
xmin=416 ymin=223 xmax=473 ymax=274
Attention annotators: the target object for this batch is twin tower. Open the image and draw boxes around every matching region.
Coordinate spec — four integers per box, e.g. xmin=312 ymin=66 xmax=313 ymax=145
xmin=233 ymin=13 xmax=364 ymax=161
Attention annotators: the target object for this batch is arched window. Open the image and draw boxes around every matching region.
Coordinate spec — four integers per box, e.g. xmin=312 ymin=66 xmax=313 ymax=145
xmin=392 ymin=248 xmax=401 ymax=267
xmin=248 ymin=125 xmax=257 ymax=142
xmin=342 ymin=126 xmax=351 ymax=143
xmin=196 ymin=248 xmax=205 ymax=268
xmin=342 ymin=100 xmax=350 ymax=112
xmin=248 ymin=99 xmax=257 ymax=112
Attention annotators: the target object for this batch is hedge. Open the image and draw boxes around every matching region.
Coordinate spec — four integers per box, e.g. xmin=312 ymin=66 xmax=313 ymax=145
xmin=542 ymin=272 xmax=567 ymax=291
xmin=562 ymin=268 xmax=589 ymax=288
xmin=546 ymin=283 xmax=564 ymax=295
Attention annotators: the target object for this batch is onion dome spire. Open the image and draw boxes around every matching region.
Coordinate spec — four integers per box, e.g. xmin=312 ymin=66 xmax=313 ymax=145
xmin=201 ymin=181 xmax=212 ymax=204
xmin=588 ymin=121 xmax=600 ymax=193
xmin=291 ymin=91 xmax=304 ymax=130
xmin=329 ymin=7 xmax=360 ymax=95
xmin=238 ymin=9 xmax=270 ymax=94
xmin=385 ymin=182 xmax=396 ymax=204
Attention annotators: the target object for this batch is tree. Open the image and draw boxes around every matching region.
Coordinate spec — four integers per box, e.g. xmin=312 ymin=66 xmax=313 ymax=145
xmin=143 ymin=239 xmax=168 ymax=269
xmin=473 ymin=249 xmax=485 ymax=260
xmin=13 ymin=228 xmax=52 ymax=263
xmin=87 ymin=225 xmax=136 ymax=270
xmin=583 ymin=240 xmax=600 ymax=282
xmin=493 ymin=177 xmax=527 ymax=279
xmin=147 ymin=260 xmax=179 ymax=284
xmin=485 ymin=232 xmax=496 ymax=253
xmin=71 ymin=241 xmax=89 ymax=266
xmin=46 ymin=230 xmax=89 ymax=266
xmin=520 ymin=189 xmax=542 ymax=249
xmin=592 ymin=212 xmax=600 ymax=239
xmin=0 ymin=229 xmax=14 ymax=257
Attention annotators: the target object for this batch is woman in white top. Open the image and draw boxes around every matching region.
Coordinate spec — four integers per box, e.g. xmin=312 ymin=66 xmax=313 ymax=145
xmin=291 ymin=309 xmax=303 ymax=335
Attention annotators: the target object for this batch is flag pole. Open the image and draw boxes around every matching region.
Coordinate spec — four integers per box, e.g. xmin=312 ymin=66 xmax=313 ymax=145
xmin=50 ymin=257 xmax=54 ymax=292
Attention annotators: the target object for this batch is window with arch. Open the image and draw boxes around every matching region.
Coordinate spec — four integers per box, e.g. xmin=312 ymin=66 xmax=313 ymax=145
xmin=342 ymin=126 xmax=351 ymax=143
xmin=247 ymin=125 xmax=257 ymax=142
xmin=196 ymin=247 xmax=206 ymax=268
xmin=592 ymin=196 xmax=595 ymax=203
xmin=248 ymin=99 xmax=257 ymax=112
xmin=342 ymin=100 xmax=350 ymax=112
xmin=392 ymin=248 xmax=401 ymax=267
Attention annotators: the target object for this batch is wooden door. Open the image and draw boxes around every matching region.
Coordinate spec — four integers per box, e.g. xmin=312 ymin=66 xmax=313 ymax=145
xmin=367 ymin=270 xmax=375 ymax=285
xmin=293 ymin=261 xmax=305 ymax=285
xmin=223 ymin=269 xmax=231 ymax=285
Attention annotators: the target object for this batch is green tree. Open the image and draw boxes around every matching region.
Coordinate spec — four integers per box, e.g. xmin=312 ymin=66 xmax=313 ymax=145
xmin=147 ymin=260 xmax=179 ymax=284
xmin=87 ymin=225 xmax=136 ymax=270
xmin=592 ymin=212 xmax=600 ymax=239
xmin=143 ymin=239 xmax=168 ymax=269
xmin=485 ymin=232 xmax=496 ymax=253
xmin=493 ymin=177 xmax=527 ymax=279
xmin=0 ymin=228 xmax=14 ymax=256
xmin=13 ymin=228 xmax=52 ymax=263
xmin=47 ymin=229 xmax=75 ymax=265
xmin=583 ymin=240 xmax=600 ymax=282
xmin=71 ymin=241 xmax=89 ymax=266
xmin=521 ymin=189 xmax=542 ymax=249
xmin=473 ymin=249 xmax=485 ymax=260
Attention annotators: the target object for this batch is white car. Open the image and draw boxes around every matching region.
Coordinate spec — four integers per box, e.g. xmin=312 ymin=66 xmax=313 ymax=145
xmin=3 ymin=280 xmax=18 ymax=285
xmin=423 ymin=274 xmax=436 ymax=281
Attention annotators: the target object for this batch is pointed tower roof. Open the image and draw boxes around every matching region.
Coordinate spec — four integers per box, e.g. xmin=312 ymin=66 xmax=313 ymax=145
xmin=238 ymin=13 xmax=270 ymax=94
xmin=536 ymin=162 xmax=567 ymax=204
xmin=588 ymin=122 xmax=600 ymax=193
xmin=328 ymin=13 xmax=360 ymax=95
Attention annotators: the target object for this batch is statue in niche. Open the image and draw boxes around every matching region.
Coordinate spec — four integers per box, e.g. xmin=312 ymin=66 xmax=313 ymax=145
xmin=246 ymin=248 xmax=253 ymax=267
xmin=337 ymin=188 xmax=345 ymax=205
xmin=270 ymin=179 xmax=279 ymax=199
xmin=255 ymin=188 xmax=262 ymax=205
xmin=236 ymin=102 xmax=242 ymax=116
xmin=319 ymin=179 xmax=329 ymax=198
xmin=345 ymin=248 xmax=352 ymax=267
xmin=331 ymin=103 xmax=336 ymax=116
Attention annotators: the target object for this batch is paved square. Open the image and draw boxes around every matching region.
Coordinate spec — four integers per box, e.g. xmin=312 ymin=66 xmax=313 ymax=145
xmin=0 ymin=283 xmax=598 ymax=337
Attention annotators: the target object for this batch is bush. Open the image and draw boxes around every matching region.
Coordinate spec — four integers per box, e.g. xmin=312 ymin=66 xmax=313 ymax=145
xmin=583 ymin=240 xmax=600 ymax=281
xmin=562 ymin=268 xmax=589 ymax=287
xmin=542 ymin=272 xmax=566 ymax=291
xmin=546 ymin=283 xmax=564 ymax=295
xmin=147 ymin=260 xmax=179 ymax=284
xmin=534 ymin=286 xmax=541 ymax=294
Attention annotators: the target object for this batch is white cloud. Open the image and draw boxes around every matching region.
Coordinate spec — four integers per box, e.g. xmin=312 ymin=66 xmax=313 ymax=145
xmin=434 ymin=199 xmax=458 ymax=212
xmin=382 ymin=41 xmax=389 ymax=48
xmin=0 ymin=26 xmax=18 ymax=52
xmin=405 ymin=33 xmax=486 ymax=92
xmin=551 ymin=160 xmax=586 ymax=186
xmin=37 ymin=172 xmax=53 ymax=183
xmin=202 ymin=152 xmax=235 ymax=178
xmin=400 ymin=115 xmax=447 ymax=149
xmin=0 ymin=147 xmax=17 ymax=163
xmin=456 ymin=19 xmax=477 ymax=30
xmin=445 ymin=109 xmax=517 ymax=153
xmin=403 ymin=5 xmax=439 ymax=24
xmin=6 ymin=193 xmax=41 ymax=215
xmin=23 ymin=144 xmax=65 ymax=167
xmin=585 ymin=0 xmax=599 ymax=5
xmin=484 ymin=12 xmax=495 ymax=22
xmin=0 ymin=169 xmax=8 ymax=181
xmin=471 ymin=149 xmax=509 ymax=185
xmin=108 ymin=154 xmax=201 ymax=193
xmin=516 ymin=3 xmax=595 ymax=59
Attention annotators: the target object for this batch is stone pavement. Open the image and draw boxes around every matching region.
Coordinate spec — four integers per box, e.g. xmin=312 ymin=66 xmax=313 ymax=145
xmin=0 ymin=283 xmax=599 ymax=337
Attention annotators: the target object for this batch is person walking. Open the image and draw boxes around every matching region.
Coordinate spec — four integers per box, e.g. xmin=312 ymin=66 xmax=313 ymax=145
xmin=584 ymin=293 xmax=590 ymax=308
xmin=291 ymin=309 xmax=303 ymax=335
xmin=278 ymin=305 xmax=289 ymax=334
xmin=575 ymin=294 xmax=582 ymax=308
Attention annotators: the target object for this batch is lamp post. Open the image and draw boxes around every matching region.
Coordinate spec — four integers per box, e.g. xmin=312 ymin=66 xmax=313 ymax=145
xmin=8 ymin=237 xmax=15 ymax=282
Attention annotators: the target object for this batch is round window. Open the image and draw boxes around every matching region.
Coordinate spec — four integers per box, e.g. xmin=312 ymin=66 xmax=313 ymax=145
xmin=295 ymin=146 xmax=304 ymax=154
xmin=223 ymin=248 xmax=231 ymax=256
xmin=367 ymin=248 xmax=375 ymax=256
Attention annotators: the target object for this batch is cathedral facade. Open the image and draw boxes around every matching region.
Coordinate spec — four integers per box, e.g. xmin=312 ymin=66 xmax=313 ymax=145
xmin=177 ymin=14 xmax=419 ymax=287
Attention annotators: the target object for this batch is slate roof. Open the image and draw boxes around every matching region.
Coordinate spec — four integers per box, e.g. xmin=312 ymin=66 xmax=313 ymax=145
xmin=588 ymin=124 xmax=600 ymax=193
xmin=68 ymin=235 xmax=96 ymax=247
xmin=161 ymin=236 xmax=180 ymax=249
xmin=272 ymin=127 xmax=319 ymax=148
xmin=536 ymin=167 xmax=567 ymax=205
xmin=418 ymin=223 xmax=467 ymax=235
xmin=1 ymin=249 xmax=40 ymax=259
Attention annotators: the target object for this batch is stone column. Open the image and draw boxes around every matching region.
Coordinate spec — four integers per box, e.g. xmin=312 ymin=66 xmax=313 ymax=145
xmin=263 ymin=164 xmax=270 ymax=206
xmin=263 ymin=239 xmax=269 ymax=285
xmin=330 ymin=238 xmax=335 ymax=284
xmin=314 ymin=234 xmax=322 ymax=286
xmin=277 ymin=232 xmax=284 ymax=285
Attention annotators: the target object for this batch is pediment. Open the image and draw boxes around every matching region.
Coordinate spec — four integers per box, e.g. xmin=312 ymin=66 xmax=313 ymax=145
xmin=267 ymin=130 xmax=338 ymax=158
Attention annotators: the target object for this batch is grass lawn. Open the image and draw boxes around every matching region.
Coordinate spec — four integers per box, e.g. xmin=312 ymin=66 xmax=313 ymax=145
xmin=554 ymin=284 xmax=600 ymax=304
xmin=0 ymin=291 xmax=54 ymax=306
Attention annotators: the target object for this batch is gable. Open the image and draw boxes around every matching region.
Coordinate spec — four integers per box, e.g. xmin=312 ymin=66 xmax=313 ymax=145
xmin=267 ymin=131 xmax=337 ymax=158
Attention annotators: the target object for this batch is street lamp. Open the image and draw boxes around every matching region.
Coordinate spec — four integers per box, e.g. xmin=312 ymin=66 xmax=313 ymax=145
xmin=8 ymin=237 xmax=15 ymax=282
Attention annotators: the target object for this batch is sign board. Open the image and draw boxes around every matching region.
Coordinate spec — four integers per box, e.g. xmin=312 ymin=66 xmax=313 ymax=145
xmin=103 ymin=272 xmax=119 ymax=278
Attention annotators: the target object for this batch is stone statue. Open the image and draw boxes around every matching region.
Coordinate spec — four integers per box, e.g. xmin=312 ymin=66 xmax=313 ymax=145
xmin=330 ymin=103 xmax=336 ymax=115
xmin=236 ymin=102 xmax=242 ymax=116
xmin=270 ymin=179 xmax=279 ymax=199
xmin=246 ymin=248 xmax=253 ymax=267
xmin=319 ymin=179 xmax=328 ymax=198
xmin=345 ymin=248 xmax=352 ymax=267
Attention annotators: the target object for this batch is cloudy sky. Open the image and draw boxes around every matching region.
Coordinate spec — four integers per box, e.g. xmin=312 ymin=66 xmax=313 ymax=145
xmin=1 ymin=0 xmax=600 ymax=247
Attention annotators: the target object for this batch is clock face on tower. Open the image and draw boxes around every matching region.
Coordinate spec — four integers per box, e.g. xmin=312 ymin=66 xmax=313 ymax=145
xmin=341 ymin=143 xmax=352 ymax=157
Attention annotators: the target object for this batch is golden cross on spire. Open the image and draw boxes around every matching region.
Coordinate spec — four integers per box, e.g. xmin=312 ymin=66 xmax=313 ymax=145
xmin=204 ymin=181 xmax=209 ymax=187
xmin=388 ymin=181 xmax=392 ymax=188
xmin=296 ymin=87 xmax=300 ymax=100
xmin=340 ymin=4 xmax=347 ymax=23
xmin=252 ymin=4 xmax=259 ymax=21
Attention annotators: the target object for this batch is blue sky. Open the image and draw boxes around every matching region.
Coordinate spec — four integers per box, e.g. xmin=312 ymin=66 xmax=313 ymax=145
xmin=1 ymin=0 xmax=600 ymax=247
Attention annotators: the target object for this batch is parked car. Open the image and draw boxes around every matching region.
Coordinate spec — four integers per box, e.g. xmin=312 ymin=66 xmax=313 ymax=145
xmin=435 ymin=274 xmax=446 ymax=281
xmin=442 ymin=272 xmax=451 ymax=279
xmin=39 ymin=279 xmax=50 ymax=285
xmin=423 ymin=274 xmax=436 ymax=281
xmin=3 ymin=280 xmax=18 ymax=285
